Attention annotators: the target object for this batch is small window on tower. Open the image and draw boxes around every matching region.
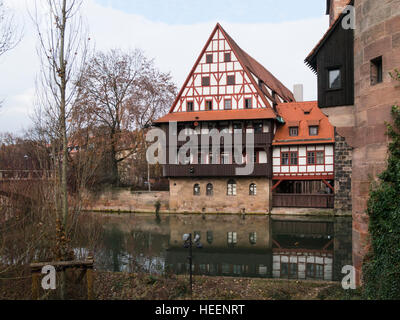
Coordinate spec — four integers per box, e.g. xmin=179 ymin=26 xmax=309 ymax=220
xmin=206 ymin=54 xmax=213 ymax=64
xmin=224 ymin=52 xmax=231 ymax=62
xmin=202 ymin=76 xmax=210 ymax=86
xmin=245 ymin=98 xmax=252 ymax=109
xmin=371 ymin=56 xmax=383 ymax=85
xmin=206 ymin=100 xmax=213 ymax=111
xmin=328 ymin=68 xmax=341 ymax=89
xmin=187 ymin=101 xmax=194 ymax=112
xmin=227 ymin=75 xmax=235 ymax=85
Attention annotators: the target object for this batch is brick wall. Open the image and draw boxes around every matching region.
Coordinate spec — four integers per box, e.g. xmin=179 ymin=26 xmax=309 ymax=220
xmin=86 ymin=190 xmax=170 ymax=212
xmin=334 ymin=130 xmax=353 ymax=213
xmin=329 ymin=0 xmax=352 ymax=26
xmin=352 ymin=0 xmax=400 ymax=285
xmin=169 ymin=177 xmax=271 ymax=214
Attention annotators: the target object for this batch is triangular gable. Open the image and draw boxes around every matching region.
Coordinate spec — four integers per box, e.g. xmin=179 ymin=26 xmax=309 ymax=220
xmin=169 ymin=24 xmax=293 ymax=118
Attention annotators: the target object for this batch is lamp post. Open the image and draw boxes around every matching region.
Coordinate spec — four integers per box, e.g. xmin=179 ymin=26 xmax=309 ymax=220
xmin=182 ymin=233 xmax=202 ymax=297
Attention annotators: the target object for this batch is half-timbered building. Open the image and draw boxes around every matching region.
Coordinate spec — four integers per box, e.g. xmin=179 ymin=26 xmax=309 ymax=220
xmin=154 ymin=23 xmax=295 ymax=214
xmin=272 ymin=101 xmax=335 ymax=209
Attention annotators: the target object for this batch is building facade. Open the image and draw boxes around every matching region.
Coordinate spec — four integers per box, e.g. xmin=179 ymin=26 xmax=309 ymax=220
xmin=306 ymin=0 xmax=400 ymax=284
xmin=155 ymin=24 xmax=295 ymax=214
xmin=271 ymin=101 xmax=335 ymax=210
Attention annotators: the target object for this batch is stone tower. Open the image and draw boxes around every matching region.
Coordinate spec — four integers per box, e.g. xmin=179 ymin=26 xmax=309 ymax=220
xmin=327 ymin=0 xmax=353 ymax=26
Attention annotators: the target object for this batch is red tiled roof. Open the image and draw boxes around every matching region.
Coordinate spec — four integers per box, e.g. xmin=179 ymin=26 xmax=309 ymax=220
xmin=273 ymin=101 xmax=334 ymax=146
xmin=219 ymin=25 xmax=295 ymax=103
xmin=154 ymin=108 xmax=276 ymax=124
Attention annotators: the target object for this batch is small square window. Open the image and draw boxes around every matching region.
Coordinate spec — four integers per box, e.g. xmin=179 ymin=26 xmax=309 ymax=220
xmin=202 ymin=76 xmax=210 ymax=86
xmin=289 ymin=127 xmax=299 ymax=137
xmin=206 ymin=54 xmax=213 ymax=64
xmin=224 ymin=99 xmax=232 ymax=110
xmin=245 ymin=98 xmax=252 ymax=109
xmin=227 ymin=75 xmax=235 ymax=85
xmin=328 ymin=68 xmax=341 ymax=89
xmin=206 ymin=100 xmax=213 ymax=111
xmin=371 ymin=56 xmax=383 ymax=85
xmin=224 ymin=52 xmax=231 ymax=62
xmin=309 ymin=126 xmax=318 ymax=136
xmin=187 ymin=101 xmax=194 ymax=112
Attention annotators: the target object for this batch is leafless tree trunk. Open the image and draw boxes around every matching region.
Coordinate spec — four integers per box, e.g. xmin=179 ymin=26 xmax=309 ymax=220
xmin=32 ymin=0 xmax=90 ymax=299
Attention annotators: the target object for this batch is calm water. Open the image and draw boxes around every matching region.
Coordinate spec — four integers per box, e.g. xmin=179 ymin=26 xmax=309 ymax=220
xmin=78 ymin=213 xmax=352 ymax=282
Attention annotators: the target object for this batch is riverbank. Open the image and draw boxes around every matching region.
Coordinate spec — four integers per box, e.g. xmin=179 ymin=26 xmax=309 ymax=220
xmin=84 ymin=189 xmax=351 ymax=217
xmin=94 ymin=271 xmax=362 ymax=300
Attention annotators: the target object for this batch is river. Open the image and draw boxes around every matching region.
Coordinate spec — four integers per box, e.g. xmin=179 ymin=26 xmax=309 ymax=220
xmin=76 ymin=213 xmax=352 ymax=282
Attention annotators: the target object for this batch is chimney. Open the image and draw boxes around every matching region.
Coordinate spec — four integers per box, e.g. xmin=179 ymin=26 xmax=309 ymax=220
xmin=293 ymin=84 xmax=303 ymax=102
xmin=327 ymin=0 xmax=350 ymax=26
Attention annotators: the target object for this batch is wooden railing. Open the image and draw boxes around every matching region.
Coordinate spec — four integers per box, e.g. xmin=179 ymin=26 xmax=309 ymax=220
xmin=0 ymin=170 xmax=55 ymax=181
xmin=272 ymin=193 xmax=334 ymax=209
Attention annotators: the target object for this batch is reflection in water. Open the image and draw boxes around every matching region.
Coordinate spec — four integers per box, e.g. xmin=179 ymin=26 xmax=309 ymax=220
xmin=80 ymin=214 xmax=352 ymax=282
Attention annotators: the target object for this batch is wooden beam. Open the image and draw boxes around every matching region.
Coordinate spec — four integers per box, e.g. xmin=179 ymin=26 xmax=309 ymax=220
xmin=272 ymin=180 xmax=283 ymax=191
xmin=30 ymin=260 xmax=94 ymax=273
xmin=322 ymin=179 xmax=334 ymax=192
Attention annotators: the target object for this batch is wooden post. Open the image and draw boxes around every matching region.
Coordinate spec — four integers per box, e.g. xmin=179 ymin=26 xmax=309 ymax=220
xmin=32 ymin=273 xmax=40 ymax=300
xmin=87 ymin=268 xmax=93 ymax=300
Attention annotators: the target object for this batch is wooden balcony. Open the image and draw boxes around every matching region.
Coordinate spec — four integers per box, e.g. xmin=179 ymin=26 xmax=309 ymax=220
xmin=272 ymin=193 xmax=334 ymax=209
xmin=169 ymin=132 xmax=273 ymax=148
xmin=163 ymin=163 xmax=272 ymax=178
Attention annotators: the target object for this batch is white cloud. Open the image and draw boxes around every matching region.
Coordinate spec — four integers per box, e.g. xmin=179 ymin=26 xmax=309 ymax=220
xmin=0 ymin=0 xmax=328 ymax=134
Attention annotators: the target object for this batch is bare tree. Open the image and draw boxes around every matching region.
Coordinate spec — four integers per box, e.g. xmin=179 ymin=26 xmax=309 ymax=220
xmin=75 ymin=49 xmax=176 ymax=186
xmin=32 ymin=0 xmax=90 ymax=299
xmin=0 ymin=0 xmax=21 ymax=57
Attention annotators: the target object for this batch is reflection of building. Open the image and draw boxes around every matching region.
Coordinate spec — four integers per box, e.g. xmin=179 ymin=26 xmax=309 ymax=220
xmin=165 ymin=215 xmax=352 ymax=281
xmin=166 ymin=215 xmax=273 ymax=278
xmin=271 ymin=219 xmax=334 ymax=281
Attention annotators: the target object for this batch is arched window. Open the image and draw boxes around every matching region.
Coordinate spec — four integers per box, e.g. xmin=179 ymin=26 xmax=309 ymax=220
xmin=193 ymin=184 xmax=200 ymax=196
xmin=227 ymin=179 xmax=237 ymax=196
xmin=206 ymin=183 xmax=213 ymax=196
xmin=249 ymin=183 xmax=257 ymax=196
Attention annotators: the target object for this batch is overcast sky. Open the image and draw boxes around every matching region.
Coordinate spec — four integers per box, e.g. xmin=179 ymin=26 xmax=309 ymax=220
xmin=0 ymin=0 xmax=328 ymax=134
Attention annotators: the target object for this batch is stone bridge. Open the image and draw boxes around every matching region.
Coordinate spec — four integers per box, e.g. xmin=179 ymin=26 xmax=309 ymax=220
xmin=0 ymin=170 xmax=54 ymax=201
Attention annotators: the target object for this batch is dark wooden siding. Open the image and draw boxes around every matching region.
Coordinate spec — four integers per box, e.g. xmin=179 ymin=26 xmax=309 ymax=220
xmin=316 ymin=25 xmax=354 ymax=108
xmin=272 ymin=194 xmax=334 ymax=208
xmin=164 ymin=163 xmax=271 ymax=178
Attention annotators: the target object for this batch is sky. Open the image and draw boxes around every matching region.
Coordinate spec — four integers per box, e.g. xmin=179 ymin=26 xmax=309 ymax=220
xmin=0 ymin=0 xmax=329 ymax=134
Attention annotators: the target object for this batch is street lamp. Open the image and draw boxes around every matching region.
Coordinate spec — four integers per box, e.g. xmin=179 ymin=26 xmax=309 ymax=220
xmin=182 ymin=233 xmax=202 ymax=297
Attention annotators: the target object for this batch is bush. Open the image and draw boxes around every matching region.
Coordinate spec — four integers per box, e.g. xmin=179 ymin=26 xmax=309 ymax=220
xmin=362 ymin=105 xmax=400 ymax=300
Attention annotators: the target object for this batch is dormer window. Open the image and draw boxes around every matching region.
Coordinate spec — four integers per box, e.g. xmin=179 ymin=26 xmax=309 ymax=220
xmin=289 ymin=127 xmax=299 ymax=137
xmin=328 ymin=68 xmax=341 ymax=89
xmin=309 ymin=126 xmax=319 ymax=136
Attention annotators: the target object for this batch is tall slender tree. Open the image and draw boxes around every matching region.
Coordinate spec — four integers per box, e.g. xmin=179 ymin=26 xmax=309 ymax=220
xmin=32 ymin=0 xmax=89 ymax=299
